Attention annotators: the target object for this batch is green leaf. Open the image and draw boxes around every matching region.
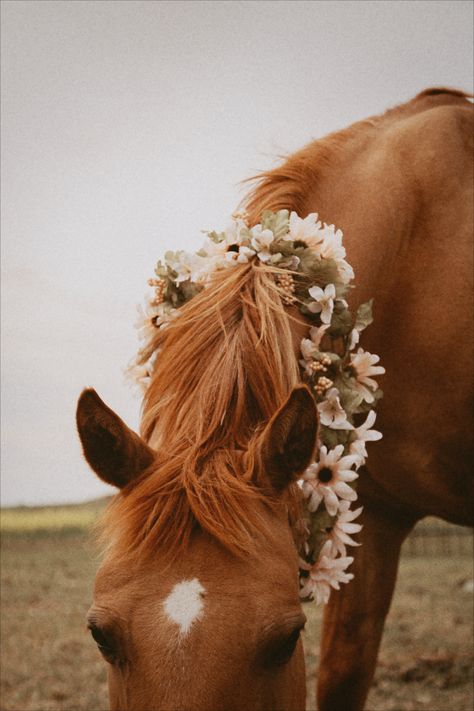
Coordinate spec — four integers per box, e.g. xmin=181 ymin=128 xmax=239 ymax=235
xmin=328 ymin=303 xmax=352 ymax=337
xmin=164 ymin=250 xmax=178 ymax=264
xmin=180 ymin=281 xmax=203 ymax=302
xmin=168 ymin=285 xmax=181 ymax=307
xmin=269 ymin=252 xmax=283 ymax=264
xmin=207 ymin=230 xmax=225 ymax=244
xmin=271 ymin=239 xmax=295 ymax=257
xmin=353 ymin=387 xmax=384 ymax=414
xmin=334 ymin=375 xmax=364 ymax=414
xmin=336 ymin=283 xmax=351 ymax=299
xmin=305 ymin=508 xmax=335 ymax=562
xmin=298 ymin=253 xmax=340 ymax=286
xmin=355 ymin=299 xmax=374 ymax=332
xmin=154 ymin=260 xmax=168 ymax=278
xmin=238 ymin=226 xmax=252 ymax=243
xmin=261 ymin=209 xmax=290 ymax=238
xmin=320 ymin=426 xmax=353 ymax=450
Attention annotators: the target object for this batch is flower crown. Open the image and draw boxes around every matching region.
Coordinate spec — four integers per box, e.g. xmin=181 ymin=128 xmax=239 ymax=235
xmin=129 ymin=210 xmax=384 ymax=604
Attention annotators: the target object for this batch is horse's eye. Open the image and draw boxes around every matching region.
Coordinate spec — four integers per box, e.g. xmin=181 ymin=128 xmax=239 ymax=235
xmin=88 ymin=625 xmax=117 ymax=664
xmin=263 ymin=626 xmax=304 ymax=667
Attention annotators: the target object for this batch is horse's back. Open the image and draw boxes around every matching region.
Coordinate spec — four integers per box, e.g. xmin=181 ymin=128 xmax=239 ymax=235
xmin=304 ymin=91 xmax=473 ymax=524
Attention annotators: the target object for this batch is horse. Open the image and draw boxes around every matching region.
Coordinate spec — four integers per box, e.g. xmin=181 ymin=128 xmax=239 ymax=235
xmin=77 ymin=86 xmax=473 ymax=710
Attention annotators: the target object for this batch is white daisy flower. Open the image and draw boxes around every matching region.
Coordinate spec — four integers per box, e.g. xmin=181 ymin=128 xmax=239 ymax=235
xmin=201 ymin=236 xmax=228 ymax=259
xmin=309 ymin=323 xmax=331 ymax=349
xmin=134 ymin=302 xmax=164 ymax=341
xmin=224 ymin=218 xmax=247 ymax=245
xmin=319 ymin=225 xmax=346 ymax=259
xmin=193 ymin=259 xmax=218 ymax=283
xmin=300 ymin=324 xmax=330 ymax=366
xmin=166 ymin=251 xmax=187 ymax=282
xmin=168 ymin=252 xmax=207 ymax=284
xmin=317 ymin=388 xmax=354 ymax=430
xmin=349 ymin=410 xmax=382 ymax=463
xmin=134 ymin=302 xmax=160 ymax=341
xmin=224 ymin=245 xmax=256 ymax=264
xmin=348 ymin=328 xmax=360 ymax=351
xmin=249 ymin=225 xmax=275 ymax=262
xmin=316 ymin=224 xmax=355 ymax=284
xmin=301 ymin=445 xmax=359 ymax=516
xmin=125 ymin=362 xmax=150 ymax=392
xmin=300 ymin=540 xmax=354 ymax=604
xmin=327 ymin=500 xmax=363 ymax=557
xmin=308 ymin=283 xmax=336 ymax=324
xmin=287 ymin=211 xmax=323 ymax=244
xmin=334 ymin=258 xmax=355 ymax=285
xmin=201 ymin=218 xmax=252 ymax=265
xmin=350 ymin=348 xmax=385 ymax=403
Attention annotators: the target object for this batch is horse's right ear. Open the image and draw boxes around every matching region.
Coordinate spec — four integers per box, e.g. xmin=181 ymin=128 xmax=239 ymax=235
xmin=76 ymin=389 xmax=155 ymax=489
xmin=260 ymin=385 xmax=318 ymax=492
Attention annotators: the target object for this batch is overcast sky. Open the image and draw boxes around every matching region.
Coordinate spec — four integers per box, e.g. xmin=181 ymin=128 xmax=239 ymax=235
xmin=1 ymin=0 xmax=473 ymax=506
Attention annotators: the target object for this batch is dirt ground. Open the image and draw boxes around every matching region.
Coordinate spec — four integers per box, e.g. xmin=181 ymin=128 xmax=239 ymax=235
xmin=1 ymin=528 xmax=473 ymax=711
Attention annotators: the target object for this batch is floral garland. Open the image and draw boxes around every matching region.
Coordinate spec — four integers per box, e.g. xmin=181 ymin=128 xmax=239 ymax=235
xmin=129 ymin=210 xmax=384 ymax=605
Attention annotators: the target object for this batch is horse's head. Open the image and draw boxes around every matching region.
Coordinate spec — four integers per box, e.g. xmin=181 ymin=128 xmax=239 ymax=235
xmin=76 ymin=385 xmax=317 ymax=711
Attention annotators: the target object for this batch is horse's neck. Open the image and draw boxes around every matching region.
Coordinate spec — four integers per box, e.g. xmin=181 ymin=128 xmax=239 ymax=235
xmin=300 ymin=94 xmax=473 ymax=312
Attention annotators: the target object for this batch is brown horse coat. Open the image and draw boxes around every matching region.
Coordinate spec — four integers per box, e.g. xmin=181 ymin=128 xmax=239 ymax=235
xmin=246 ymin=86 xmax=473 ymax=710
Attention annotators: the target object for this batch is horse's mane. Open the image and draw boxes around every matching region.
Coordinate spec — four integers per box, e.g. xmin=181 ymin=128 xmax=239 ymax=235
xmin=99 ymin=263 xmax=301 ymax=561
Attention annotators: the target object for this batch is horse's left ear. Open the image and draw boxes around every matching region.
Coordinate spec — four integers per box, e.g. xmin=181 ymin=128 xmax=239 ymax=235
xmin=76 ymin=389 xmax=155 ymax=489
xmin=260 ymin=385 xmax=318 ymax=491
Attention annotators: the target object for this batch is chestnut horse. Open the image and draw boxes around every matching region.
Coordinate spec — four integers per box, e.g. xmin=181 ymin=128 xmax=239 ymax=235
xmin=77 ymin=87 xmax=473 ymax=710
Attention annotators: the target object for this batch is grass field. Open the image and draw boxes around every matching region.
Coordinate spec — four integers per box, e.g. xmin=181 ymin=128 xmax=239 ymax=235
xmin=0 ymin=499 xmax=108 ymax=533
xmin=1 ymin=502 xmax=473 ymax=711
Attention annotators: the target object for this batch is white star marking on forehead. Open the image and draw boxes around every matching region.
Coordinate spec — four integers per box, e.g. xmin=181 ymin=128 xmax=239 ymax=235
xmin=163 ymin=578 xmax=206 ymax=635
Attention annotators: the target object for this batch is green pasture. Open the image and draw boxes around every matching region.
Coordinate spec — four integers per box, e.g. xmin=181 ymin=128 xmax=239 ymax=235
xmin=0 ymin=498 xmax=109 ymax=533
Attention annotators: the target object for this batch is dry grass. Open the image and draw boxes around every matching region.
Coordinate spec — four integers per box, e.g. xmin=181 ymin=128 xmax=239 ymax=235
xmin=1 ymin=530 xmax=108 ymax=711
xmin=0 ymin=507 xmax=472 ymax=711
xmin=303 ymin=554 xmax=474 ymax=711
